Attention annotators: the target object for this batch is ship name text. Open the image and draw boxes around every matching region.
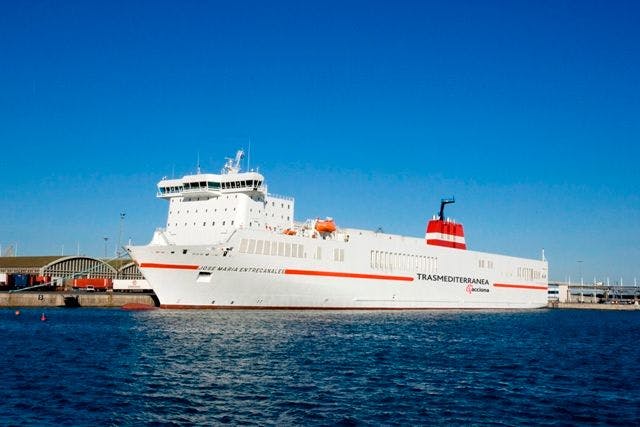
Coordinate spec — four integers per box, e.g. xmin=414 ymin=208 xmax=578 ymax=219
xmin=417 ymin=273 xmax=490 ymax=285
xmin=200 ymin=266 xmax=285 ymax=274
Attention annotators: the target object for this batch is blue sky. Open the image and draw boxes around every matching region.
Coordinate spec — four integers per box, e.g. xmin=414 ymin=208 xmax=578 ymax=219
xmin=1 ymin=1 xmax=638 ymax=283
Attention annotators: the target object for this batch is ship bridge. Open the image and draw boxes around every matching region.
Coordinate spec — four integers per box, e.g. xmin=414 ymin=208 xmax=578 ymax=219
xmin=157 ymin=172 xmax=265 ymax=199
xmin=152 ymin=150 xmax=295 ymax=246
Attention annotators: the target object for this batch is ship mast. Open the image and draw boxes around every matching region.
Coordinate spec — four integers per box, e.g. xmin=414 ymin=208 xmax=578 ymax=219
xmin=222 ymin=149 xmax=245 ymax=174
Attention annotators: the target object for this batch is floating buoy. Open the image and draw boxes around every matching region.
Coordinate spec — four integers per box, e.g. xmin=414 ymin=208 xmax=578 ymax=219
xmin=40 ymin=313 xmax=47 ymax=322
xmin=15 ymin=310 xmax=20 ymax=316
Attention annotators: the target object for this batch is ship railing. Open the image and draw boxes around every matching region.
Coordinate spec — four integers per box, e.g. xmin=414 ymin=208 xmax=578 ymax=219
xmin=268 ymin=193 xmax=294 ymax=201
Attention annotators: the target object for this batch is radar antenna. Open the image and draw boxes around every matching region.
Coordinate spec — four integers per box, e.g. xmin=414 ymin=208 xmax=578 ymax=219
xmin=222 ymin=149 xmax=245 ymax=174
xmin=438 ymin=197 xmax=455 ymax=221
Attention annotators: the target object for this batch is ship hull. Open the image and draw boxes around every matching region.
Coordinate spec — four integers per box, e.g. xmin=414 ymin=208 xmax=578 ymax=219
xmin=128 ymin=229 xmax=548 ymax=309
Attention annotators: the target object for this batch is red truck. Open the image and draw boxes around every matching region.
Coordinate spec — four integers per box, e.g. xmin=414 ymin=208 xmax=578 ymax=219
xmin=72 ymin=278 xmax=113 ymax=291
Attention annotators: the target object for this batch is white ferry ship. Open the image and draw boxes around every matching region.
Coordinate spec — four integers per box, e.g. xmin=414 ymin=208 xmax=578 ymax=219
xmin=127 ymin=150 xmax=548 ymax=309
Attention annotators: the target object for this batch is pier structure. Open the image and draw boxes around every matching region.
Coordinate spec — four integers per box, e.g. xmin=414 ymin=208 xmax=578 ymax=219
xmin=549 ymin=281 xmax=640 ymax=305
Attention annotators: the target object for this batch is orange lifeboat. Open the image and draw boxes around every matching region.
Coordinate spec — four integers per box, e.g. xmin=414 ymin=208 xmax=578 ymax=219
xmin=315 ymin=218 xmax=336 ymax=233
xmin=283 ymin=228 xmax=297 ymax=235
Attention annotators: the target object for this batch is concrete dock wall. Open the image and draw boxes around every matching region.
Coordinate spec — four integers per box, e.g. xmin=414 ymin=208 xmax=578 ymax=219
xmin=548 ymin=301 xmax=640 ymax=310
xmin=0 ymin=292 xmax=156 ymax=308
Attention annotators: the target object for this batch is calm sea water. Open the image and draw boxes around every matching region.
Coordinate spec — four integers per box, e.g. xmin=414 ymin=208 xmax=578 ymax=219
xmin=1 ymin=308 xmax=639 ymax=426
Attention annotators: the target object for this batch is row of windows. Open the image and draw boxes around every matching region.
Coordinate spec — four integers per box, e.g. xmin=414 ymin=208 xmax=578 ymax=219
xmin=159 ymin=180 xmax=264 ymax=194
xmin=478 ymin=259 xmax=494 ymax=269
xmin=239 ymin=239 xmax=305 ymax=258
xmin=220 ymin=180 xmax=263 ymax=190
xmin=237 ymin=239 xmax=345 ymax=262
xmin=168 ymin=220 xmax=235 ymax=228
xmin=517 ymin=267 xmax=543 ymax=280
xmin=169 ymin=206 xmax=290 ymax=221
xmin=370 ymin=251 xmax=438 ymax=273
xmin=172 ymin=208 xmax=236 ymax=214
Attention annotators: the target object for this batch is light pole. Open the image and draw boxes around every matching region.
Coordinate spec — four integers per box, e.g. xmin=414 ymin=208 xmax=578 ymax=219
xmin=577 ymin=260 xmax=583 ymax=286
xmin=103 ymin=237 xmax=109 ymax=259
xmin=118 ymin=212 xmax=126 ymax=258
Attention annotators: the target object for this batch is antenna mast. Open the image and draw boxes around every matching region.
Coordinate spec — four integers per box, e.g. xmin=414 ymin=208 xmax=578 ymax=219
xmin=222 ymin=149 xmax=245 ymax=174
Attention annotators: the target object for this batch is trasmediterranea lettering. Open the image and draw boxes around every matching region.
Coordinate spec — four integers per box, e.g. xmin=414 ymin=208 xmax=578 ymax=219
xmin=416 ymin=273 xmax=489 ymax=285
xmin=200 ymin=265 xmax=284 ymax=274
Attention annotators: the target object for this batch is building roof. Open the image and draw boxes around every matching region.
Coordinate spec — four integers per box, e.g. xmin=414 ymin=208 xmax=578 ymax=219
xmin=0 ymin=256 xmax=63 ymax=269
xmin=106 ymin=258 xmax=133 ymax=270
xmin=0 ymin=255 xmax=134 ymax=270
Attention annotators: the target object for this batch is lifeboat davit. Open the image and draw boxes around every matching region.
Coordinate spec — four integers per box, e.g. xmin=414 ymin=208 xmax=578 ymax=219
xmin=315 ymin=218 xmax=337 ymax=233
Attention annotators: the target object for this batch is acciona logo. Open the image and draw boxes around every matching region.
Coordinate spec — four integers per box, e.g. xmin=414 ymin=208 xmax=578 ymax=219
xmin=466 ymin=283 xmax=489 ymax=294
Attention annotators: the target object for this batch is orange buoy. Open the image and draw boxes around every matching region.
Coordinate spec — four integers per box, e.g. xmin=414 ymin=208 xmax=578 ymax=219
xmin=15 ymin=310 xmax=20 ymax=316
xmin=40 ymin=313 xmax=47 ymax=322
xmin=315 ymin=218 xmax=336 ymax=233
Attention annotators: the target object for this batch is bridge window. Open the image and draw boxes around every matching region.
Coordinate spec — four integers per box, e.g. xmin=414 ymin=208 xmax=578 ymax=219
xmin=208 ymin=182 xmax=220 ymax=189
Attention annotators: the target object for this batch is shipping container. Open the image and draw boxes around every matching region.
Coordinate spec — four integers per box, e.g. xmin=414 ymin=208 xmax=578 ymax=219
xmin=14 ymin=274 xmax=29 ymax=288
xmin=35 ymin=275 xmax=51 ymax=284
xmin=72 ymin=278 xmax=112 ymax=290
xmin=51 ymin=277 xmax=65 ymax=288
xmin=113 ymin=279 xmax=152 ymax=292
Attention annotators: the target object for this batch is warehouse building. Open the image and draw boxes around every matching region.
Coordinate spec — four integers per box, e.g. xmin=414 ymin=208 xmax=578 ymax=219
xmin=0 ymin=255 xmax=144 ymax=290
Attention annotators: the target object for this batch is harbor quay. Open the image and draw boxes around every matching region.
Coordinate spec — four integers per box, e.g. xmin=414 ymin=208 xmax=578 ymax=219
xmin=0 ymin=291 xmax=157 ymax=308
xmin=0 ymin=255 xmax=158 ymax=308
xmin=548 ymin=281 xmax=640 ymax=309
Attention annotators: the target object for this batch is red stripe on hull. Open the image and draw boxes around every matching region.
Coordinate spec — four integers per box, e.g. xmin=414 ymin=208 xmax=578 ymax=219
xmin=493 ymin=283 xmax=548 ymax=291
xmin=139 ymin=263 xmax=199 ymax=270
xmin=284 ymin=269 xmax=414 ymax=281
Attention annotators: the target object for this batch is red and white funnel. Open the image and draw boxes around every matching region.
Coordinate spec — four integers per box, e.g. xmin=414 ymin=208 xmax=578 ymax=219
xmin=425 ymin=198 xmax=467 ymax=250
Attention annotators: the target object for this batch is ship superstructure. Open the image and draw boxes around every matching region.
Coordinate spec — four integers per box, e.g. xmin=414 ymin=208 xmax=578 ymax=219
xmin=128 ymin=150 xmax=548 ymax=309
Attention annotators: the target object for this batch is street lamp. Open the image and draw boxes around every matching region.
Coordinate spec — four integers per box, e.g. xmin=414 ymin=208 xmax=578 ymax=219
xmin=577 ymin=260 xmax=583 ymax=286
xmin=118 ymin=212 xmax=126 ymax=258
xmin=103 ymin=237 xmax=109 ymax=259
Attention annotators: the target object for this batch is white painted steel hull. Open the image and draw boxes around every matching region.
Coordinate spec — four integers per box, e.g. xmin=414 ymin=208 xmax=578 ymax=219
xmin=128 ymin=228 xmax=548 ymax=309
